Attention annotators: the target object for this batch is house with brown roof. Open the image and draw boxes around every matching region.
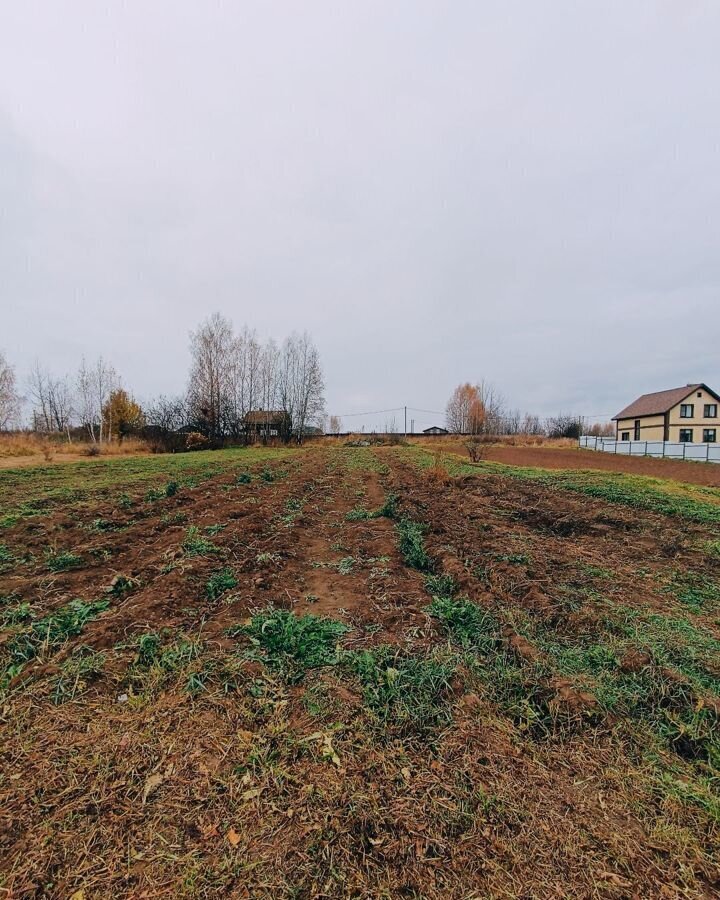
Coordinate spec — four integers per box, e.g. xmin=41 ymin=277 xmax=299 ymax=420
xmin=613 ymin=384 xmax=720 ymax=444
xmin=243 ymin=410 xmax=291 ymax=442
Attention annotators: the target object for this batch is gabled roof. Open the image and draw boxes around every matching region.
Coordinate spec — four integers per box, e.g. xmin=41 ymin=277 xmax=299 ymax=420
xmin=612 ymin=384 xmax=718 ymax=420
xmin=243 ymin=410 xmax=289 ymax=425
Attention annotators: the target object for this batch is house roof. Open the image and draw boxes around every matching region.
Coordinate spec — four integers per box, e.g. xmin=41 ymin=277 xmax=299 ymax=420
xmin=243 ymin=410 xmax=289 ymax=425
xmin=612 ymin=384 xmax=717 ymax=420
xmin=423 ymin=426 xmax=448 ymax=433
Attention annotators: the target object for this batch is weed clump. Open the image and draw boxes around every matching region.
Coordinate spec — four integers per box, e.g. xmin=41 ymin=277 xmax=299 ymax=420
xmin=236 ymin=471 xmax=252 ymax=485
xmin=51 ymin=647 xmax=106 ymax=704
xmin=206 ymin=568 xmax=238 ymax=600
xmin=45 ymin=550 xmax=83 ymax=572
xmin=346 ymin=647 xmax=455 ymax=738
xmin=182 ymin=526 xmax=221 ymax=557
xmin=345 ymin=507 xmax=371 ymax=521
xmin=396 ymin=518 xmax=433 ymax=571
xmin=235 ymin=609 xmax=349 ymax=683
xmin=1 ymin=598 xmax=110 ymax=688
xmin=428 ymin=595 xmax=499 ymax=652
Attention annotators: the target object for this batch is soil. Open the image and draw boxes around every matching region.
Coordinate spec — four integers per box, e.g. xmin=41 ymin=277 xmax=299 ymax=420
xmin=0 ymin=446 xmax=719 ymax=898
xmin=478 ymin=444 xmax=720 ymax=487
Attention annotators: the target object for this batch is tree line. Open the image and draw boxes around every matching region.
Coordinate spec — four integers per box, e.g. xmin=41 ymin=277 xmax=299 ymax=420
xmin=0 ymin=313 xmax=326 ymax=445
xmin=444 ymin=382 xmax=613 ymax=438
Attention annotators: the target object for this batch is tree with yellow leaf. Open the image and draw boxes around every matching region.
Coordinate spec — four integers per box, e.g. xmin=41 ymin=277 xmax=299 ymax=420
xmin=102 ymin=389 xmax=145 ymax=442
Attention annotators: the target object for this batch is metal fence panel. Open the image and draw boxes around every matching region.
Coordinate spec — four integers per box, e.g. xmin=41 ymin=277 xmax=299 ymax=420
xmin=578 ymin=435 xmax=720 ymax=464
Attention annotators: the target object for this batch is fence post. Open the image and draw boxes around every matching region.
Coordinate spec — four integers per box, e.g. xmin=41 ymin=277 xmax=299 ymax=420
xmin=683 ymin=443 xmax=686 ymax=460
xmin=645 ymin=441 xmax=648 ymax=457
xmin=708 ymin=443 xmax=710 ymax=462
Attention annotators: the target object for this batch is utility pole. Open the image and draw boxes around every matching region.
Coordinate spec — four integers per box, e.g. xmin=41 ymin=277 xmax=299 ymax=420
xmin=404 ymin=406 xmax=407 ymax=437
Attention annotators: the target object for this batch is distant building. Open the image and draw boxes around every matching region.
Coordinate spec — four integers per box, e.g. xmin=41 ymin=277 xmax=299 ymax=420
xmin=243 ymin=410 xmax=291 ymax=442
xmin=423 ymin=426 xmax=449 ymax=435
xmin=613 ymin=384 xmax=719 ymax=444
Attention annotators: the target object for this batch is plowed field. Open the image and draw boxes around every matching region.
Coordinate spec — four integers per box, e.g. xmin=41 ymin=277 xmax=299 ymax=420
xmin=1 ymin=446 xmax=719 ymax=897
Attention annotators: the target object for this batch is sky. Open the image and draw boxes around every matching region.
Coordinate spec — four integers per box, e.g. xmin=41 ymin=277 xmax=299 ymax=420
xmin=1 ymin=1 xmax=719 ymax=433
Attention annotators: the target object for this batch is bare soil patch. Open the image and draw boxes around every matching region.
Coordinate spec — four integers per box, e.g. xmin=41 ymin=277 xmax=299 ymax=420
xmin=479 ymin=444 xmax=720 ymax=486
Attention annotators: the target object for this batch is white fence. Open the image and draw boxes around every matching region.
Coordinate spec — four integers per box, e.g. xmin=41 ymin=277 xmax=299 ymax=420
xmin=579 ymin=435 xmax=720 ymax=464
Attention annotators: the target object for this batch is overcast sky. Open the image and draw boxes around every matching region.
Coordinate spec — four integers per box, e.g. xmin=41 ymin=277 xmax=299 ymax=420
xmin=1 ymin=1 xmax=719 ymax=431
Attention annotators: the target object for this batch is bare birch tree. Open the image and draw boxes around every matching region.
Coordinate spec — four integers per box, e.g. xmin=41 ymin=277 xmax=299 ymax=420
xmin=28 ymin=362 xmax=73 ymax=436
xmin=76 ymin=357 xmax=117 ymax=443
xmin=0 ymin=351 xmax=20 ymax=430
xmin=187 ymin=313 xmax=234 ymax=441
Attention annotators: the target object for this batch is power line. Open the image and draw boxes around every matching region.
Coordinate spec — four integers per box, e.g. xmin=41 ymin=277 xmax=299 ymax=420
xmin=330 ymin=406 xmax=403 ymax=418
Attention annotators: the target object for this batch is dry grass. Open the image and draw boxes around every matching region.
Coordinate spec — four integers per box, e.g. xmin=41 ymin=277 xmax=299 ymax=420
xmin=408 ymin=434 xmax=576 ymax=457
xmin=0 ymin=433 xmax=150 ymax=460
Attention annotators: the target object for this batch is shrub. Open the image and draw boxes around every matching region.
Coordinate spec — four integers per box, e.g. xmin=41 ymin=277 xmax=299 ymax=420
xmin=466 ymin=438 xmax=487 ymax=462
xmin=185 ymin=432 xmax=209 ymax=452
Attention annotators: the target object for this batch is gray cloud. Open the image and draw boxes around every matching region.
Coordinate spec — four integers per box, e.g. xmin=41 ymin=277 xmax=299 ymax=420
xmin=2 ymin=1 xmax=719 ymax=431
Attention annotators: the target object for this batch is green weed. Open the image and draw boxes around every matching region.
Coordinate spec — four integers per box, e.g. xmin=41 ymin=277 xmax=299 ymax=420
xmin=1 ymin=602 xmax=33 ymax=626
xmin=346 ymin=647 xmax=455 ymax=738
xmin=45 ymin=550 xmax=83 ymax=572
xmin=182 ymin=526 xmax=221 ymax=557
xmin=1 ymin=598 xmax=110 ymax=688
xmin=396 ymin=518 xmax=433 ymax=571
xmin=428 ymin=595 xmax=499 ymax=653
xmin=51 ymin=647 xmax=106 ymax=704
xmin=345 ymin=507 xmax=371 ymax=521
xmin=235 ymin=609 xmax=349 ymax=683
xmin=667 ymin=571 xmax=720 ymax=613
xmin=206 ymin=568 xmax=238 ymax=600
xmin=0 ymin=544 xmax=15 ymax=565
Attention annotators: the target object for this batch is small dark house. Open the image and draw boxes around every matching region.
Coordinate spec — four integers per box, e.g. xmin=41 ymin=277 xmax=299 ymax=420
xmin=423 ymin=426 xmax=449 ymax=435
xmin=243 ymin=410 xmax=292 ymax=442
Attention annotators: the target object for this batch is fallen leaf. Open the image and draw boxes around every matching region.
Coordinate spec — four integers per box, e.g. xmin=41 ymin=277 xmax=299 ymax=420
xmin=70 ymin=891 xmax=86 ymax=900
xmin=142 ymin=772 xmax=165 ymax=804
xmin=227 ymin=827 xmax=241 ymax=847
xmin=241 ymin=788 xmax=262 ymax=802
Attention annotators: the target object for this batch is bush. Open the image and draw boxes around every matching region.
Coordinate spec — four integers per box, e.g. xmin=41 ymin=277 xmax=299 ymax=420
xmin=185 ymin=432 xmax=209 ymax=452
xmin=466 ymin=438 xmax=487 ymax=462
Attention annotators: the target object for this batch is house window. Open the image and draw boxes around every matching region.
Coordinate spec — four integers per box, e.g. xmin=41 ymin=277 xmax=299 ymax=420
xmin=621 ymin=431 xmax=630 ymax=441
xmin=704 ymin=404 xmax=717 ymax=418
xmin=680 ymin=404 xmax=694 ymax=418
xmin=633 ymin=420 xmax=640 ymax=440
xmin=703 ymin=429 xmax=717 ymax=443
xmin=679 ymin=429 xmax=693 ymax=443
